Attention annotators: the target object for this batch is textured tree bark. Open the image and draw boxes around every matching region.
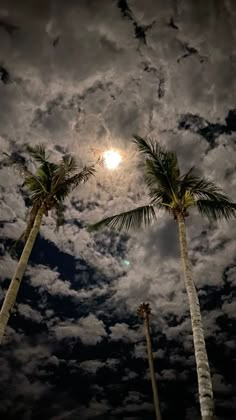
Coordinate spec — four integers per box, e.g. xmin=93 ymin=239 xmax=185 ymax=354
xmin=144 ymin=315 xmax=162 ymax=420
xmin=0 ymin=205 xmax=44 ymax=344
xmin=177 ymin=214 xmax=214 ymax=420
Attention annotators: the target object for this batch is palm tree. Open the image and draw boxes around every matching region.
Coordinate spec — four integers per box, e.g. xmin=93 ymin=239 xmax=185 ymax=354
xmin=0 ymin=145 xmax=96 ymax=343
xmin=89 ymin=136 xmax=236 ymax=420
xmin=137 ymin=302 xmax=162 ymax=420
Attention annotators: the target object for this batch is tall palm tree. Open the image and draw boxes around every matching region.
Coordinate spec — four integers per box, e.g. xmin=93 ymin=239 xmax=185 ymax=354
xmin=89 ymin=136 xmax=236 ymax=420
xmin=0 ymin=145 xmax=96 ymax=343
xmin=137 ymin=302 xmax=162 ymax=420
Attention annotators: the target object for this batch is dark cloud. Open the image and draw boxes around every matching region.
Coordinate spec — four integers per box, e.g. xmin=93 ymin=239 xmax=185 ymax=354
xmin=178 ymin=109 xmax=236 ymax=148
xmin=0 ymin=65 xmax=10 ymax=84
xmin=0 ymin=19 xmax=19 ymax=36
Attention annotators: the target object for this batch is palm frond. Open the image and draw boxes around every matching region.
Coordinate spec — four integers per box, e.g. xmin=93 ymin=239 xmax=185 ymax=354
xmin=27 ymin=144 xmax=49 ymax=164
xmin=179 ymin=172 xmax=229 ymax=202
xmin=196 ymin=199 xmax=236 ymax=222
xmin=40 ymin=161 xmax=59 ymax=180
xmin=144 ymin=159 xmax=175 ymax=203
xmin=61 ymin=155 xmax=77 ymax=173
xmin=53 ymin=185 xmax=71 ymax=202
xmin=51 ymin=169 xmax=68 ymax=194
xmin=148 ymin=186 xmax=167 ymax=204
xmin=88 ymin=205 xmax=156 ymax=233
xmin=178 ymin=167 xmax=195 ymax=195
xmin=50 ymin=155 xmax=78 ymax=194
xmin=50 ymin=163 xmax=95 ymax=201
xmin=35 ymin=167 xmax=52 ymax=190
xmin=134 ymin=135 xmax=180 ymax=179
xmin=134 ymin=135 xmax=180 ymax=200
xmin=133 ymin=135 xmax=162 ymax=162
xmin=24 ymin=161 xmax=60 ymax=199
xmin=66 ymin=165 xmax=96 ymax=190
xmin=24 ymin=174 xmax=48 ymax=196
xmin=144 ymin=159 xmax=164 ymax=190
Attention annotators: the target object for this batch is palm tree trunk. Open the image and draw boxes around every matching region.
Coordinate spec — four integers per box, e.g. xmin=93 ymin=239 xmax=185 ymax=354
xmin=177 ymin=214 xmax=214 ymax=420
xmin=0 ymin=205 xmax=44 ymax=344
xmin=144 ymin=315 xmax=162 ymax=420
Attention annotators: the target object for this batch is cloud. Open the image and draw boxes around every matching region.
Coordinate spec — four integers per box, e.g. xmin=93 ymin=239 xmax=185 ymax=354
xmin=80 ymin=398 xmax=111 ymax=419
xmin=0 ymin=337 xmax=53 ymax=418
xmin=53 ymin=313 xmax=107 ymax=345
xmin=109 ymin=322 xmax=142 ymax=342
xmin=80 ymin=359 xmax=105 ymax=374
xmin=161 ymin=369 xmax=177 ymax=381
xmin=0 ymin=253 xmax=17 ymax=281
xmin=133 ymin=342 xmax=146 ymax=359
xmin=222 ymin=301 xmax=236 ymax=319
xmin=123 ymin=369 xmax=138 ymax=381
xmin=27 ymin=265 xmax=80 ymax=298
xmin=114 ymin=401 xmax=153 ymax=415
xmin=17 ymin=303 xmax=43 ymax=323
xmin=80 ymin=358 xmax=119 ymax=375
xmin=212 ymin=373 xmax=233 ymax=394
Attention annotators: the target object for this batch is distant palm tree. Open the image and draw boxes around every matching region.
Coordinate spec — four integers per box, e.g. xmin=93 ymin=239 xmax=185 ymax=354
xmin=137 ymin=302 xmax=162 ymax=420
xmin=89 ymin=136 xmax=236 ymax=420
xmin=0 ymin=145 xmax=96 ymax=343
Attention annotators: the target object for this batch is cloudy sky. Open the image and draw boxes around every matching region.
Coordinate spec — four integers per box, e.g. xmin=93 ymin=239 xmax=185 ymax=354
xmin=0 ymin=0 xmax=236 ymax=419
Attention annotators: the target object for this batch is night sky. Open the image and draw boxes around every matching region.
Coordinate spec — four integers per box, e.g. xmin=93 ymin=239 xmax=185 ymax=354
xmin=0 ymin=1 xmax=236 ymax=419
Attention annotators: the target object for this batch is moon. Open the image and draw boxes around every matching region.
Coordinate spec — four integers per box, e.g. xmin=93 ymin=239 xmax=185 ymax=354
xmin=103 ymin=150 xmax=122 ymax=170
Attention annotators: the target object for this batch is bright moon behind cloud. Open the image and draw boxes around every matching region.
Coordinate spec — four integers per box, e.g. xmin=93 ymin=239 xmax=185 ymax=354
xmin=103 ymin=150 xmax=122 ymax=170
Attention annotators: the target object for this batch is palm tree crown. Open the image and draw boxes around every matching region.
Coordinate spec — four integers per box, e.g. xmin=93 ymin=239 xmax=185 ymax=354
xmin=6 ymin=144 xmax=96 ymax=240
xmin=137 ymin=302 xmax=152 ymax=319
xmin=89 ymin=135 xmax=236 ymax=232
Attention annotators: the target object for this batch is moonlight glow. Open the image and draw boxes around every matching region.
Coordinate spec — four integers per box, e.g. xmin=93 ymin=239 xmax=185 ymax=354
xmin=103 ymin=150 xmax=122 ymax=170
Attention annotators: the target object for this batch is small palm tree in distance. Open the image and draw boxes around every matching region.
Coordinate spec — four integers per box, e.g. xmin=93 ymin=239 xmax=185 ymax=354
xmin=138 ymin=302 xmax=162 ymax=420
